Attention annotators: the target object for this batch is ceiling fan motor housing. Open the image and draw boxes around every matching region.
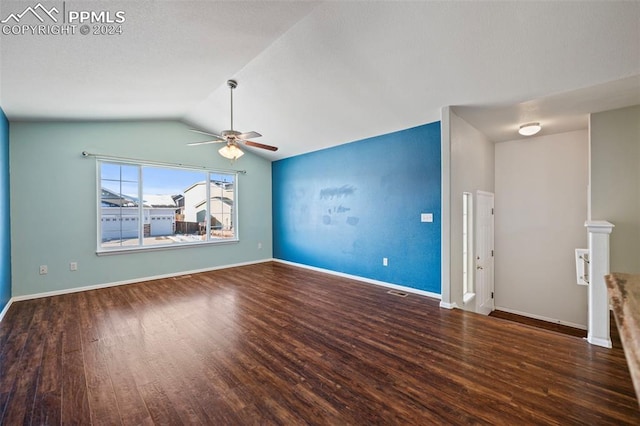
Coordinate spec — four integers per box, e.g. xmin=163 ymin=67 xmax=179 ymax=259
xmin=221 ymin=130 xmax=241 ymax=138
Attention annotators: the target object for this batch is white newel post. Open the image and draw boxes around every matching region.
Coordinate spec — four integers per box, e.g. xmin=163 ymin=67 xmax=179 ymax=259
xmin=585 ymin=220 xmax=615 ymax=348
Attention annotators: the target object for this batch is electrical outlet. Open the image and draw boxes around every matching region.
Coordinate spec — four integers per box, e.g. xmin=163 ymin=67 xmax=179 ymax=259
xmin=258 ymin=242 xmax=262 ymax=249
xmin=39 ymin=265 xmax=48 ymax=275
xmin=70 ymin=262 xmax=78 ymax=271
xmin=383 ymin=257 xmax=388 ymax=266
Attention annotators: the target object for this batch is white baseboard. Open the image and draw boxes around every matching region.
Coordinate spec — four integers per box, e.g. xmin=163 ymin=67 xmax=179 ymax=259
xmin=0 ymin=298 xmax=14 ymax=322
xmin=494 ymin=305 xmax=587 ymax=330
xmin=587 ymin=334 xmax=612 ymax=348
xmin=273 ymin=259 xmax=442 ymax=300
xmin=7 ymin=258 xmax=440 ymax=321
xmin=439 ymin=301 xmax=458 ymax=309
xmin=10 ymin=258 xmax=273 ymax=303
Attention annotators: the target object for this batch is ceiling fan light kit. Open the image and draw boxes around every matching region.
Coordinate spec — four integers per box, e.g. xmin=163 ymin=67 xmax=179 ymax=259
xmin=518 ymin=122 xmax=542 ymax=136
xmin=219 ymin=144 xmax=244 ymax=160
xmin=188 ymin=79 xmax=278 ymax=161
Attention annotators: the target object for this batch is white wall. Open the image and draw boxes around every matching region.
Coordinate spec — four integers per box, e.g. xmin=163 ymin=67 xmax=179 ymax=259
xmin=495 ymin=130 xmax=588 ymax=328
xmin=449 ymin=110 xmax=495 ymax=310
xmin=590 ymin=105 xmax=640 ymax=273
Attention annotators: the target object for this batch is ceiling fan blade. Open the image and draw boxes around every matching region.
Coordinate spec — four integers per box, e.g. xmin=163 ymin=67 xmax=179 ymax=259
xmin=190 ymin=129 xmax=224 ymax=140
xmin=237 ymin=131 xmax=262 ymax=140
xmin=243 ymin=140 xmax=278 ymax=151
xmin=187 ymin=140 xmax=226 ymax=146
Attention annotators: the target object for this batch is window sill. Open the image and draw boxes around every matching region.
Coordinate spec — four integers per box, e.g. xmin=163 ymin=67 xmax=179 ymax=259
xmin=96 ymin=238 xmax=239 ymax=256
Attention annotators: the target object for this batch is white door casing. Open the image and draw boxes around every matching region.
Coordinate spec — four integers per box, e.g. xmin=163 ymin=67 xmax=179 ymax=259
xmin=476 ymin=191 xmax=495 ymax=315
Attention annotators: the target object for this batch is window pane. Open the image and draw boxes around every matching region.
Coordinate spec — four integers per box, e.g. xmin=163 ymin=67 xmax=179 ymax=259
xmin=210 ymin=173 xmax=235 ymax=240
xmin=100 ymin=163 xmax=140 ymax=248
xmin=142 ymin=166 xmax=206 ymax=246
xmin=462 ymin=192 xmax=469 ymax=295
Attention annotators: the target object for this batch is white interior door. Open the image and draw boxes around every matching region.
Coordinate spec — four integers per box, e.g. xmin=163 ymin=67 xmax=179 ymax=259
xmin=476 ymin=191 xmax=495 ymax=315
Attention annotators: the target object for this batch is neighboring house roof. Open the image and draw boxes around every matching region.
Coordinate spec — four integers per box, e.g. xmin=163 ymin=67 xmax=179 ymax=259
xmin=101 ymin=188 xmax=137 ymax=207
xmin=184 ymin=180 xmax=234 ymax=193
xmin=183 ymin=181 xmax=206 ymax=193
xmin=101 ymin=188 xmax=177 ymax=208
xmin=172 ymin=194 xmax=185 ymax=207
xmin=215 ymin=181 xmax=234 ymax=191
xmin=142 ymin=194 xmax=177 ymax=208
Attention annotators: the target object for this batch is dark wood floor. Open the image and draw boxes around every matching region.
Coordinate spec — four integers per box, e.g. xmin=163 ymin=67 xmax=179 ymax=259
xmin=1 ymin=262 xmax=638 ymax=425
xmin=489 ymin=310 xmax=588 ymax=339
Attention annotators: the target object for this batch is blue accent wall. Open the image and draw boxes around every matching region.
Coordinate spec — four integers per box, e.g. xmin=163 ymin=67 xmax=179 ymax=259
xmin=0 ymin=107 xmax=11 ymax=313
xmin=273 ymin=122 xmax=441 ymax=293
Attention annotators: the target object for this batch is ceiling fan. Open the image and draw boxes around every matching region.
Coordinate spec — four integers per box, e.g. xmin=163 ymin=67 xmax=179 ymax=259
xmin=188 ymin=79 xmax=278 ymax=160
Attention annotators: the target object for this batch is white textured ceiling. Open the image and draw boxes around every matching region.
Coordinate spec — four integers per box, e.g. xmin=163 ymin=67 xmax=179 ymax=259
xmin=1 ymin=1 xmax=639 ymax=160
xmin=454 ymin=75 xmax=640 ymax=143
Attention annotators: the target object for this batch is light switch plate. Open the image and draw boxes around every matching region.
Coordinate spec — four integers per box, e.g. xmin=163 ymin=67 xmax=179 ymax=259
xmin=421 ymin=213 xmax=433 ymax=223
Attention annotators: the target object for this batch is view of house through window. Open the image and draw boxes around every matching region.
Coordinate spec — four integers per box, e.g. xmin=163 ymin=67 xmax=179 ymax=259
xmin=99 ymin=161 xmax=237 ymax=252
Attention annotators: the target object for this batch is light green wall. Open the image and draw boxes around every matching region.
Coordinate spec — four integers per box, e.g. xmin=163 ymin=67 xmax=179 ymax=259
xmin=10 ymin=121 xmax=273 ymax=297
xmin=590 ymin=105 xmax=640 ymax=274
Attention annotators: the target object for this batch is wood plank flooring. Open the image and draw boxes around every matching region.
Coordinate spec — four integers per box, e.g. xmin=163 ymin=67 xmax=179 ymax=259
xmin=1 ymin=261 xmax=638 ymax=425
xmin=489 ymin=310 xmax=588 ymax=339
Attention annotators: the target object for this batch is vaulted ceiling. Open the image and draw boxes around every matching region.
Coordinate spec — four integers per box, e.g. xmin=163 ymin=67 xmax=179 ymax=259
xmin=1 ymin=1 xmax=639 ymax=160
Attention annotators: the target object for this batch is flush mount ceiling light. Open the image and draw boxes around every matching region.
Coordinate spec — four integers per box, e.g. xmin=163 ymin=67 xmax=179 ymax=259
xmin=518 ymin=122 xmax=542 ymax=136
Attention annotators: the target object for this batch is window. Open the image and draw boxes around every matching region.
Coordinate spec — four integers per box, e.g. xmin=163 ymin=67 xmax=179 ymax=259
xmin=462 ymin=192 xmax=474 ymax=303
xmin=98 ymin=161 xmax=238 ymax=253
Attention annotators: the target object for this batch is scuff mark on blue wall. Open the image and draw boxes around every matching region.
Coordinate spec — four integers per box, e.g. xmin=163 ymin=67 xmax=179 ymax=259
xmin=273 ymin=122 xmax=441 ymax=293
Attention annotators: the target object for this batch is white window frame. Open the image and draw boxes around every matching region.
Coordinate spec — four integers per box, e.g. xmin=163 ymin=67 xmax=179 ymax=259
xmin=96 ymin=159 xmax=239 ymax=255
xmin=462 ymin=192 xmax=475 ymax=304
